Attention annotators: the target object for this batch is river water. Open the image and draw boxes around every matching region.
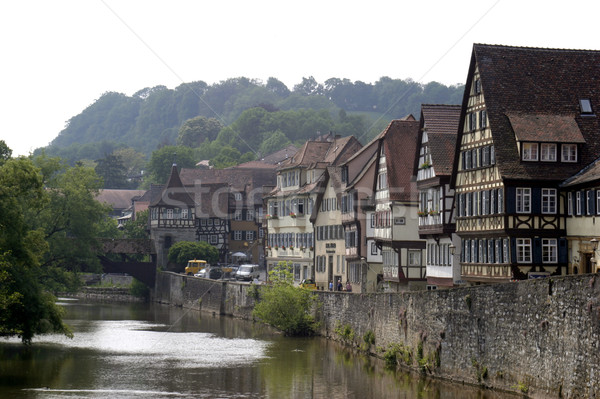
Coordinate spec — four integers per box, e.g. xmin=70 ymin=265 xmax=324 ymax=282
xmin=0 ymin=299 xmax=514 ymax=399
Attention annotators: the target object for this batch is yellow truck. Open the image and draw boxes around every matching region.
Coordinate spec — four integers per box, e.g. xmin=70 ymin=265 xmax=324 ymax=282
xmin=185 ymin=259 xmax=207 ymax=275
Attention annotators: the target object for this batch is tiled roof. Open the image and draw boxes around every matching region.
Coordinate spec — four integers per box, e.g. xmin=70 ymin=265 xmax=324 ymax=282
xmin=259 ymin=144 xmax=299 ymax=165
xmin=189 ymin=182 xmax=230 ymax=217
xmin=278 ymin=135 xmax=362 ymax=171
xmin=381 ymin=119 xmax=420 ymax=202
xmin=179 ymin=167 xmax=276 ymax=192
xmin=507 ymin=113 xmax=585 ymax=143
xmin=467 ymin=44 xmax=600 ymax=181
xmin=150 ymin=165 xmax=195 ymax=207
xmin=96 ymin=189 xmax=147 ymax=210
xmin=419 ymin=104 xmax=461 ymax=177
xmin=561 ymin=156 xmax=600 ymax=188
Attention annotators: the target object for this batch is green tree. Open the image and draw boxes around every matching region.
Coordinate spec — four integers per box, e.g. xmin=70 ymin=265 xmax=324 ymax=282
xmin=122 ymin=210 xmax=150 ymax=239
xmin=0 ymin=154 xmax=73 ymax=344
xmin=32 ymin=154 xmax=109 ymax=273
xmin=146 ymin=145 xmax=196 ymax=184
xmin=176 ymin=116 xmax=223 ymax=148
xmin=112 ymin=147 xmax=146 ymax=179
xmin=167 ymin=241 xmax=219 ymax=272
xmin=259 ymin=130 xmax=291 ymax=156
xmin=95 ymin=153 xmax=129 ymax=189
xmin=0 ymin=140 xmax=12 ymax=164
xmin=252 ymin=261 xmax=319 ymax=336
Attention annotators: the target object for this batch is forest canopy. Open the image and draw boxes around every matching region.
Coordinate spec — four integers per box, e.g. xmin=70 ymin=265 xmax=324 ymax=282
xmin=38 ymin=76 xmax=463 ymax=168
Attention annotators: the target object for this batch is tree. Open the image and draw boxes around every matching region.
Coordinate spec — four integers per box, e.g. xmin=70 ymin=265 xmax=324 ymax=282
xmin=167 ymin=241 xmax=219 ymax=272
xmin=95 ymin=153 xmax=129 ymax=189
xmin=32 ymin=154 xmax=109 ymax=274
xmin=259 ymin=130 xmax=291 ymax=156
xmin=146 ymin=145 xmax=196 ymax=184
xmin=0 ymin=154 xmax=73 ymax=344
xmin=122 ymin=210 xmax=150 ymax=239
xmin=252 ymin=261 xmax=319 ymax=336
xmin=112 ymin=147 xmax=146 ymax=179
xmin=0 ymin=140 xmax=12 ymax=164
xmin=176 ymin=116 xmax=223 ymax=148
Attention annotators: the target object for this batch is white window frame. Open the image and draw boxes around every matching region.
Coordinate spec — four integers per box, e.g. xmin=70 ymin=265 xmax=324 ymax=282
xmin=246 ymin=209 xmax=254 ymax=221
xmin=542 ymin=188 xmax=557 ymax=214
xmin=516 ymin=238 xmax=532 ymax=263
xmin=516 ymin=188 xmax=531 ymax=214
xmin=233 ymin=231 xmax=242 ymax=241
xmin=562 ymin=144 xmax=577 ymax=162
xmin=408 ymin=250 xmax=421 ymax=266
xmin=234 ymin=210 xmax=243 ymax=221
xmin=210 ymin=234 xmax=218 ymax=244
xmin=597 ymin=191 xmax=600 ymax=216
xmin=522 ymin=143 xmax=538 ymax=161
xmin=540 ymin=143 xmax=557 ymax=162
xmin=246 ymin=231 xmax=255 ymax=241
xmin=542 ymin=238 xmax=558 ymax=264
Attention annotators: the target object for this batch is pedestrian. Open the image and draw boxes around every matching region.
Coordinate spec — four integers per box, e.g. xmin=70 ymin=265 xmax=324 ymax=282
xmin=329 ymin=280 xmax=333 ymax=291
xmin=345 ymin=281 xmax=352 ymax=292
xmin=337 ymin=279 xmax=342 ymax=291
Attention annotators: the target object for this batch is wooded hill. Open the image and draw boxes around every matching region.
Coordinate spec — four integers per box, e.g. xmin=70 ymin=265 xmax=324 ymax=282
xmin=38 ymin=76 xmax=463 ymax=164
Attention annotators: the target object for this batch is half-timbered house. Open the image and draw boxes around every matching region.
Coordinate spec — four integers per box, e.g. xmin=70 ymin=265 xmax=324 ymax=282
xmin=372 ymin=117 xmax=426 ymax=291
xmin=415 ymin=104 xmax=462 ymax=289
xmin=451 ymin=44 xmax=600 ymax=282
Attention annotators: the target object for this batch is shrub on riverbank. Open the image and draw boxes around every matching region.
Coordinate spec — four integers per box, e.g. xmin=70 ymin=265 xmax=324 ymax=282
xmin=252 ymin=261 xmax=319 ymax=336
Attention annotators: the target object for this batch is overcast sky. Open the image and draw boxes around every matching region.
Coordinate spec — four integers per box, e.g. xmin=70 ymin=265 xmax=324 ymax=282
xmin=2 ymin=0 xmax=599 ymax=156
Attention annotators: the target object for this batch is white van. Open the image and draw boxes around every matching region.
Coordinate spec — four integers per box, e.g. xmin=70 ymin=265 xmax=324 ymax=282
xmin=235 ymin=264 xmax=260 ymax=281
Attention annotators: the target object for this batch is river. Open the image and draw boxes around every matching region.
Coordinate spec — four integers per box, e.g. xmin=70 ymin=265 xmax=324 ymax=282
xmin=0 ymin=299 xmax=515 ymax=398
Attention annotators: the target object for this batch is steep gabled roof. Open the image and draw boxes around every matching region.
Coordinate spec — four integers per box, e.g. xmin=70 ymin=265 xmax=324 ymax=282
xmin=416 ymin=104 xmax=461 ymax=177
xmin=456 ymin=44 xmax=600 ymax=183
xmin=96 ymin=189 xmax=147 ymax=210
xmin=561 ymin=155 xmax=600 ymax=188
xmin=278 ymin=135 xmax=362 ymax=171
xmin=150 ymin=164 xmax=195 ymax=207
xmin=380 ymin=119 xmax=420 ymax=202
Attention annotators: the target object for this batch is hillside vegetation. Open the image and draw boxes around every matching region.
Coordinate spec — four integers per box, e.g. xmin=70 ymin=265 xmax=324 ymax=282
xmin=38 ymin=76 xmax=463 ymax=166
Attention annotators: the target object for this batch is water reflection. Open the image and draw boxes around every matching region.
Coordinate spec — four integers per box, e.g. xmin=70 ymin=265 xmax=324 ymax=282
xmin=0 ymin=300 xmax=514 ymax=399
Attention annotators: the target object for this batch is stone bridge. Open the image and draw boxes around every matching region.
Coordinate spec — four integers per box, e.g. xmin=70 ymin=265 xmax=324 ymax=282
xmin=99 ymin=239 xmax=157 ymax=287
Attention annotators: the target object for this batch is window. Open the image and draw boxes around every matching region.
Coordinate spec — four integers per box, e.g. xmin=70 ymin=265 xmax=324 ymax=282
xmin=474 ymin=78 xmax=482 ymax=94
xmin=542 ymin=238 xmax=557 ymax=263
xmin=568 ymin=192 xmax=573 ymax=216
xmin=576 ymin=191 xmax=582 ymax=215
xmin=233 ymin=231 xmax=242 ymax=241
xmin=182 ymin=208 xmax=188 ymax=219
xmin=580 ymin=99 xmax=593 ymax=114
xmin=234 ymin=193 xmax=242 ymax=201
xmin=377 ymin=171 xmax=388 ymax=190
xmin=542 ymin=189 xmax=557 ymax=214
xmin=516 ymin=188 xmax=531 ymax=213
xmin=540 ymin=143 xmax=557 ymax=162
xmin=522 ymin=143 xmax=538 ymax=161
xmin=166 ymin=208 xmax=174 ymax=219
xmin=562 ymin=144 xmax=577 ymax=162
xmin=247 ymin=209 xmax=254 ymax=221
xmin=246 ymin=231 xmax=254 ymax=241
xmin=408 ymin=250 xmax=421 ymax=266
xmin=516 ymin=238 xmax=532 ymax=263
xmin=234 ymin=210 xmax=242 ymax=221
xmin=597 ymin=191 xmax=600 ymax=215
xmin=479 ymin=110 xmax=487 ymax=129
xmin=371 ymin=242 xmax=378 ymax=255
xmin=210 ymin=235 xmax=218 ymax=245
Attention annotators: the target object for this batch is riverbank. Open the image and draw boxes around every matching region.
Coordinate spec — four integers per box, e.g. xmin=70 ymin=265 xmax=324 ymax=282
xmin=153 ymin=271 xmax=600 ymax=398
xmin=66 ymin=286 xmax=145 ymax=303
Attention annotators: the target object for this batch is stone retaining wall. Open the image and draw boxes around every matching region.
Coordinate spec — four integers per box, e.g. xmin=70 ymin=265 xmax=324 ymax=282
xmin=155 ymin=271 xmax=600 ymax=398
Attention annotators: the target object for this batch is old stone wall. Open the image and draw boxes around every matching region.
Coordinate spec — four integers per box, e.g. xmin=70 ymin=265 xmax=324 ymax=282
xmin=155 ymin=271 xmax=600 ymax=398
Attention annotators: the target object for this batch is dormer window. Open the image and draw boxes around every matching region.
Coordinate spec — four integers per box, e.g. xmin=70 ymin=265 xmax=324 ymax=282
xmin=580 ymin=99 xmax=593 ymax=114
xmin=522 ymin=143 xmax=538 ymax=161
xmin=561 ymin=144 xmax=577 ymax=162
xmin=540 ymin=143 xmax=557 ymax=162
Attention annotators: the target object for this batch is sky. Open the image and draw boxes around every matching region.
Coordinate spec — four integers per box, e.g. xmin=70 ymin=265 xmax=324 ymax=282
xmin=2 ymin=0 xmax=600 ymax=157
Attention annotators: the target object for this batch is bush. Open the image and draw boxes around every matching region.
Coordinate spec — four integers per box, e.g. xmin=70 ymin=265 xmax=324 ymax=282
xmin=252 ymin=261 xmax=319 ymax=335
xmin=130 ymin=278 xmax=150 ymax=300
xmin=167 ymin=241 xmax=219 ymax=272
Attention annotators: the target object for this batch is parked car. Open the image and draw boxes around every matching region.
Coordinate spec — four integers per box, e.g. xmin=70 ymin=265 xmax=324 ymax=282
xmin=194 ymin=269 xmax=207 ymax=278
xmin=235 ymin=264 xmax=260 ymax=281
xmin=300 ymin=278 xmax=316 ymax=290
xmin=185 ymin=259 xmax=207 ymax=275
xmin=208 ymin=267 xmax=223 ymax=280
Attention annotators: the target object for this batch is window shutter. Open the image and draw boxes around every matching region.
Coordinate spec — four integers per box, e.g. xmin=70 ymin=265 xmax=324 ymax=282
xmin=533 ymin=238 xmax=542 ymax=264
xmin=531 ymin=188 xmax=541 ymax=214
xmin=558 ymin=238 xmax=568 ymax=263
xmin=506 ymin=187 xmax=515 ymax=214
xmin=510 ymin=238 xmax=517 ymax=265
